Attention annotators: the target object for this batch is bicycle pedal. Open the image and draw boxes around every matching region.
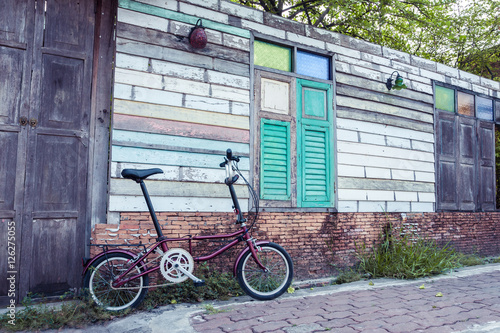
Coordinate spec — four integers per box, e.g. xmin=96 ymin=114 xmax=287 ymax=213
xmin=193 ymin=280 xmax=205 ymax=287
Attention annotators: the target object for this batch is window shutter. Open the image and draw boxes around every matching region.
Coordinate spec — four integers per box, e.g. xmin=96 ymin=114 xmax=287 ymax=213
xmin=436 ymin=111 xmax=458 ymax=210
xmin=478 ymin=121 xmax=495 ymax=211
xmin=297 ymin=79 xmax=334 ymax=207
xmin=457 ymin=117 xmax=476 ymax=211
xmin=260 ymin=118 xmax=291 ymax=200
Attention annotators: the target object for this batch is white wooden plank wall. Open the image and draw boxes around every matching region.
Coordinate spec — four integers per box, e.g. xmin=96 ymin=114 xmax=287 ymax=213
xmin=110 ymin=4 xmax=251 ymax=213
xmin=110 ymin=0 xmax=500 ymax=215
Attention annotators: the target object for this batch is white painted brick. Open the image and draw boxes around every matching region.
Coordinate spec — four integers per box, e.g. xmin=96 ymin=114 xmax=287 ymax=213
xmin=184 ymin=95 xmax=231 ymax=113
xmin=150 ymin=60 xmax=205 ymax=81
xmin=220 ymin=1 xmax=264 ymax=23
xmin=436 ymin=63 xmax=459 ymax=78
xmin=335 ymin=61 xmax=351 ymax=74
xmin=415 ymin=171 xmax=435 ymax=183
xmin=337 ymin=55 xmax=374 ymax=68
xmin=337 ymin=165 xmax=365 ymax=178
xmin=383 ymin=47 xmax=410 ymax=64
xmin=387 ymin=202 xmax=411 ymax=212
xmin=481 ymin=77 xmax=500 ymax=90
xmin=358 ymin=201 xmax=387 ymax=212
xmin=418 ymin=192 xmax=436 ymax=202
xmin=391 ymin=169 xmax=414 ymax=181
xmin=450 ymin=78 xmax=471 ymax=90
xmin=361 ymin=52 xmax=391 ymax=67
xmin=116 ymin=53 xmax=149 ymax=72
xmin=231 ymin=102 xmax=250 ymax=116
xmin=392 ymin=61 xmax=419 ymax=75
xmin=223 ymin=34 xmax=250 ymax=51
xmin=395 ymin=191 xmax=418 ymax=201
xmin=367 ymin=190 xmax=394 ymax=201
xmin=459 ymin=70 xmax=481 ymax=84
xmin=118 ymin=8 xmax=168 ymax=33
xmin=207 ymin=70 xmax=250 ymax=89
xmin=326 ymin=43 xmax=361 ymax=59
xmin=359 ymin=132 xmax=385 ymax=145
xmin=136 ymin=0 xmax=178 ymax=11
xmin=241 ymin=20 xmax=286 ymax=39
xmin=351 ymin=65 xmax=381 ymax=81
xmin=411 ymin=202 xmax=434 ymax=212
xmin=211 ymin=85 xmax=249 ymax=103
xmin=286 ymin=32 xmax=325 ymax=50
xmin=306 ymin=25 xmax=341 ymax=44
xmin=337 ymin=129 xmax=358 ymax=142
xmin=387 ymin=137 xmax=411 ymax=149
xmin=411 ymin=55 xmax=436 ymax=71
xmin=179 ymin=2 xmax=229 ymax=24
xmin=411 ymin=140 xmax=434 ymax=153
xmin=180 ymin=0 xmax=218 ymax=10
xmin=365 ymin=167 xmax=391 ymax=179
xmin=408 ymin=73 xmax=431 ymax=85
xmin=421 ymin=67 xmax=447 ymax=83
xmin=411 ymin=81 xmax=433 ymax=94
xmin=339 ymin=189 xmax=367 ymax=201
xmin=338 ymin=201 xmax=358 ymax=212
xmin=472 ymin=84 xmax=489 ymax=95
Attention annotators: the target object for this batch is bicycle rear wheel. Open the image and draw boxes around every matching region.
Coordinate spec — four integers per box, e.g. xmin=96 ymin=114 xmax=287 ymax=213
xmin=83 ymin=253 xmax=149 ymax=311
xmin=236 ymin=242 xmax=293 ymax=300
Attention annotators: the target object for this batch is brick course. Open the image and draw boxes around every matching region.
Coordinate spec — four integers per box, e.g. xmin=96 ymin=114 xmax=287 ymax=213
xmin=90 ymin=211 xmax=500 ymax=280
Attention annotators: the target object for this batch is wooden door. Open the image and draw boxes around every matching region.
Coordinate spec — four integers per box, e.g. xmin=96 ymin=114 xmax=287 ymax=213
xmin=0 ymin=0 xmax=96 ymax=303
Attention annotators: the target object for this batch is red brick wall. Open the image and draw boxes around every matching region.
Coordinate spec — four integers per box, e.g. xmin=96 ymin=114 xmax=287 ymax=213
xmin=90 ymin=211 xmax=500 ymax=280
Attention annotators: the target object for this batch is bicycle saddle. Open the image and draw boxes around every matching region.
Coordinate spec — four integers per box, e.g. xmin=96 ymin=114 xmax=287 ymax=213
xmin=121 ymin=168 xmax=164 ymax=182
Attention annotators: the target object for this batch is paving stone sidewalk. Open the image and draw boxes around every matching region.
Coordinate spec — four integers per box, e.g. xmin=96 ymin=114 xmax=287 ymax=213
xmin=191 ymin=265 xmax=500 ymax=333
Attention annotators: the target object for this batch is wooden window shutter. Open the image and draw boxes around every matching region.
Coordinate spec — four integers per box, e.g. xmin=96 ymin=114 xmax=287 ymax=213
xmin=260 ymin=118 xmax=291 ymax=200
xmin=297 ymin=79 xmax=334 ymax=207
xmin=477 ymin=121 xmax=496 ymax=211
xmin=436 ymin=111 xmax=459 ymax=210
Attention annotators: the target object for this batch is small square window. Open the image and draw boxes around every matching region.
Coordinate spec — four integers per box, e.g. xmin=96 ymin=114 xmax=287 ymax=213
xmin=296 ymin=50 xmax=330 ymax=80
xmin=457 ymin=91 xmax=474 ymax=117
xmin=435 ymin=86 xmax=455 ymax=112
xmin=476 ymin=97 xmax=493 ymax=121
xmin=254 ymin=40 xmax=292 ymax=72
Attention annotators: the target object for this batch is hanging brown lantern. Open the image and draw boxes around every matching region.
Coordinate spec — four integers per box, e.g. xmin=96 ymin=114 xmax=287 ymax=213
xmin=189 ymin=19 xmax=207 ymax=49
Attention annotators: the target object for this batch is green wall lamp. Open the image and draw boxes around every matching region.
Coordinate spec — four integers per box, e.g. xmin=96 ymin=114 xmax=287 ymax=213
xmin=386 ymin=71 xmax=407 ymax=90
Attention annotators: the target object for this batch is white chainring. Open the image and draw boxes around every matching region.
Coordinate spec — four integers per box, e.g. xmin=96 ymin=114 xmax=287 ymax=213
xmin=159 ymin=248 xmax=194 ymax=283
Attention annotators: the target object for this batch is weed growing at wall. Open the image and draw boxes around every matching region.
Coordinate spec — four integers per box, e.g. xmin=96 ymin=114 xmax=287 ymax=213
xmin=355 ymin=224 xmax=463 ymax=279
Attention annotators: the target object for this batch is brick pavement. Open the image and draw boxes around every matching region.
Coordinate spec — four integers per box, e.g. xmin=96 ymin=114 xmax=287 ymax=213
xmin=191 ymin=266 xmax=500 ymax=333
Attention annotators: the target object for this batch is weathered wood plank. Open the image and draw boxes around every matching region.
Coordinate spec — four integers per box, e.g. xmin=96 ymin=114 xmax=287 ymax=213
xmin=337 ymin=141 xmax=435 ymax=163
xmin=113 ymin=99 xmax=250 ymax=130
xmin=337 ymin=84 xmax=433 ymax=114
xmin=118 ymin=0 xmax=251 ymax=38
xmin=338 ymin=152 xmax=435 ymax=172
xmin=112 ymin=129 xmax=250 ymax=155
xmin=336 ymin=72 xmax=434 ymax=104
xmin=112 ymin=145 xmax=250 ymax=170
xmin=114 ymin=83 xmax=184 ymax=107
xmin=111 ymin=178 xmax=249 ymax=197
xmin=110 ymin=161 xmax=250 ymax=182
xmin=117 ymin=7 xmax=168 ymax=33
xmin=337 ymin=118 xmax=435 ymax=143
xmin=337 ymin=107 xmax=434 ymax=133
xmin=113 ymin=114 xmax=250 ymax=143
xmin=337 ymin=96 xmax=433 ymax=124
xmin=338 ymin=177 xmax=435 ymax=192
xmin=116 ymin=22 xmax=250 ymax=64
xmin=109 ymin=195 xmax=249 ymax=212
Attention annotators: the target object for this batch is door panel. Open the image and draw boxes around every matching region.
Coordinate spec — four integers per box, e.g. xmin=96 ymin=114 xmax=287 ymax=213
xmin=0 ymin=48 xmax=24 ymax=124
xmin=0 ymin=0 xmax=28 ymax=45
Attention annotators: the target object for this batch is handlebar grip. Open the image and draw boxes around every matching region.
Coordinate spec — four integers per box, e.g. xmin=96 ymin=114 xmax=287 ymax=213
xmin=226 ymin=148 xmax=233 ymax=160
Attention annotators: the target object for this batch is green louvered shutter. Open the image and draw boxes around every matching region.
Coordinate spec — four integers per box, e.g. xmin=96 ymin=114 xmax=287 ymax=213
xmin=297 ymin=79 xmax=334 ymax=207
xmin=260 ymin=119 xmax=291 ymax=200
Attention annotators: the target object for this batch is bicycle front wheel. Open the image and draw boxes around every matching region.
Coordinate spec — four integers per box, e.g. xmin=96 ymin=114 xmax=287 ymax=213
xmin=83 ymin=253 xmax=149 ymax=311
xmin=236 ymin=242 xmax=293 ymax=300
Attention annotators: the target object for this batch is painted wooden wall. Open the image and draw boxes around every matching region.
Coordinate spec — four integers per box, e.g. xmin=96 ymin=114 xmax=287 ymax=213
xmin=109 ymin=0 xmax=500 ymax=217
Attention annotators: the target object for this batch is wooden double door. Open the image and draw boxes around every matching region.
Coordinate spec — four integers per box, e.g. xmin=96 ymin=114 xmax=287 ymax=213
xmin=0 ymin=0 xmax=98 ymax=303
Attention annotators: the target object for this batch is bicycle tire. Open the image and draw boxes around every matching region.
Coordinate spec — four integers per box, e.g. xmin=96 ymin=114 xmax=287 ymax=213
xmin=83 ymin=253 xmax=149 ymax=311
xmin=236 ymin=242 xmax=293 ymax=300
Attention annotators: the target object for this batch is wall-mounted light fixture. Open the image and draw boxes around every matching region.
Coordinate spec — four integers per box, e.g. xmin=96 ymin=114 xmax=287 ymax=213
xmin=386 ymin=71 xmax=407 ymax=91
xmin=189 ymin=19 xmax=207 ymax=49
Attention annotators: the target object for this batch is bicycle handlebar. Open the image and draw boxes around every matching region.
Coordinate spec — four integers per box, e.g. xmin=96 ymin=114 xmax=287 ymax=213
xmin=219 ymin=149 xmax=240 ymax=167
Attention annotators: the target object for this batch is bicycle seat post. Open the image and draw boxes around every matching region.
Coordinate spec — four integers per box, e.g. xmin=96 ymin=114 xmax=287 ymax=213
xmin=138 ymin=180 xmax=164 ymax=240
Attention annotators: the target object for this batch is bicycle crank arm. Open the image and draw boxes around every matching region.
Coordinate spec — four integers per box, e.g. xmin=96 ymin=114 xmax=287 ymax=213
xmin=175 ymin=264 xmax=205 ymax=286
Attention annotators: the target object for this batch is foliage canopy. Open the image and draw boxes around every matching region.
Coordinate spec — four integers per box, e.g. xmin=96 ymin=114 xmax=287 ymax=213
xmin=233 ymin=0 xmax=500 ymax=80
